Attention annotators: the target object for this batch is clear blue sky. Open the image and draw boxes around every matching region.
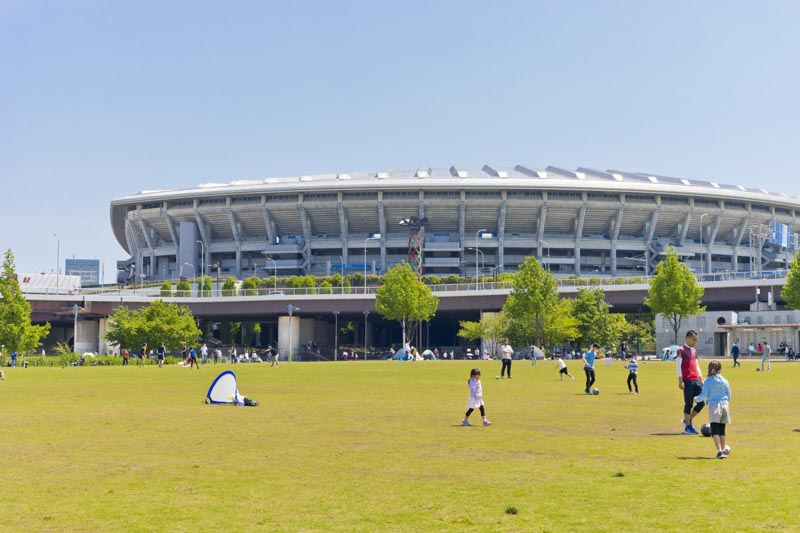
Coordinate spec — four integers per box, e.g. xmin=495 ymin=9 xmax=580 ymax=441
xmin=3 ymin=1 xmax=799 ymax=279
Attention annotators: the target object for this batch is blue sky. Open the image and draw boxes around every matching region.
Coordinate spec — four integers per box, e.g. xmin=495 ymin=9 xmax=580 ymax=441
xmin=2 ymin=1 xmax=799 ymax=278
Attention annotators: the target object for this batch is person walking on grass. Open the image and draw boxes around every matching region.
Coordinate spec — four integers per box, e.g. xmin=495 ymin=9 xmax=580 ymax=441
xmin=694 ymin=360 xmax=732 ymax=459
xmin=122 ymin=348 xmax=130 ymax=366
xmin=500 ymin=338 xmax=513 ymax=378
xmin=157 ymin=342 xmax=166 ymax=368
xmin=582 ymin=343 xmax=599 ymax=394
xmin=625 ymin=354 xmax=639 ymax=394
xmin=555 ymin=355 xmax=574 ymax=381
xmin=731 ymin=342 xmax=741 ymax=368
xmin=677 ymin=329 xmax=704 ymax=435
xmin=761 ymin=341 xmax=771 ymax=372
xmin=140 ymin=343 xmax=148 ymax=366
xmin=462 ymin=368 xmax=491 ymax=426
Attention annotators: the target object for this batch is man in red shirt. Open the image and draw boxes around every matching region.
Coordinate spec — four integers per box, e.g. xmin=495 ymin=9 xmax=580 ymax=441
xmin=677 ymin=330 xmax=704 ymax=434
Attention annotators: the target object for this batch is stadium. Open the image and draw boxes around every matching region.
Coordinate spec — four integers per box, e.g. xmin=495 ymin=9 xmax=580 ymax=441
xmin=110 ymin=164 xmax=800 ymax=283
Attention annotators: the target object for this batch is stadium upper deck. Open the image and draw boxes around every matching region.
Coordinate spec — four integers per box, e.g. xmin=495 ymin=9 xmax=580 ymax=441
xmin=110 ymin=165 xmax=799 ymax=282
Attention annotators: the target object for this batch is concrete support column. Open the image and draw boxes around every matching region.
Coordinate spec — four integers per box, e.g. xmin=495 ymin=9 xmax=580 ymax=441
xmin=278 ymin=316 xmax=301 ymax=359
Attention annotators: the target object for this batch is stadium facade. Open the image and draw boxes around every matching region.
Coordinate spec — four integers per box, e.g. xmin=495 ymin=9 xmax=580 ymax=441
xmin=110 ymin=165 xmax=800 ymax=283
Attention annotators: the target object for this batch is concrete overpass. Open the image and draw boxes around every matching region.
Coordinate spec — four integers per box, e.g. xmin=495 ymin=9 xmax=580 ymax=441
xmin=26 ymin=272 xmax=789 ymax=356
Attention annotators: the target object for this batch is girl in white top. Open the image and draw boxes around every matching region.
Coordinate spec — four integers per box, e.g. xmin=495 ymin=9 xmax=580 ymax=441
xmin=462 ymin=368 xmax=491 ymax=426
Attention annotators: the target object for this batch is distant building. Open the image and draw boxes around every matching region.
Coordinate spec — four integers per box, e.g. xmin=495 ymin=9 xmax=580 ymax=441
xmin=65 ymin=258 xmax=100 ymax=287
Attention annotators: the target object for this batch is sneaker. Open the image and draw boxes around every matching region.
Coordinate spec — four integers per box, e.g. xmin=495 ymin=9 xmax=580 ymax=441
xmin=483 ymin=419 xmax=491 ymax=426
xmin=585 ymin=390 xmax=591 ymax=395
xmin=570 ymin=376 xmax=575 ymax=380
xmin=683 ymin=425 xmax=698 ymax=435
xmin=462 ymin=418 xmax=471 ymax=426
xmin=723 ymin=445 xmax=731 ymax=456
xmin=716 ymin=451 xmax=726 ymax=459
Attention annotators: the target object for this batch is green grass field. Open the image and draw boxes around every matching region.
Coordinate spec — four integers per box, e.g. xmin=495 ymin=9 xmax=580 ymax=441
xmin=1 ymin=357 xmax=799 ymax=532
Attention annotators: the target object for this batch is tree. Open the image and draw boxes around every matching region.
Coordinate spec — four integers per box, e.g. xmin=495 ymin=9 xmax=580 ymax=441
xmin=644 ymin=246 xmax=705 ymax=344
xmin=104 ymin=300 xmax=201 ymax=352
xmin=159 ymin=281 xmax=173 ymax=297
xmin=198 ymin=275 xmax=213 ymax=297
xmin=241 ymin=277 xmax=259 ymax=296
xmin=0 ymin=250 xmax=50 ymax=354
xmin=221 ymin=276 xmax=238 ymax=297
xmin=541 ymin=298 xmax=579 ymax=350
xmin=375 ymin=263 xmax=439 ymax=347
xmin=501 ymin=256 xmax=558 ymax=346
xmin=457 ymin=312 xmax=508 ymax=358
xmin=573 ymin=287 xmax=614 ymax=348
xmin=783 ymin=254 xmax=800 ymax=309
xmin=175 ymin=279 xmax=192 ymax=297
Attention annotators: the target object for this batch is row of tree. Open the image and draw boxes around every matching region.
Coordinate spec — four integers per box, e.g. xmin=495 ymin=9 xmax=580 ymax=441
xmin=4 ymin=246 xmax=800 ymax=356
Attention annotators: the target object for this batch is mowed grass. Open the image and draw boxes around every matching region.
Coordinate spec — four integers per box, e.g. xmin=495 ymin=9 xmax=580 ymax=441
xmin=1 ymin=358 xmax=799 ymax=532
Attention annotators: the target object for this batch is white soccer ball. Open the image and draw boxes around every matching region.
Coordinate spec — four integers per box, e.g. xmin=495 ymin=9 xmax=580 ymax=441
xmin=495 ymin=376 xmax=500 ymax=379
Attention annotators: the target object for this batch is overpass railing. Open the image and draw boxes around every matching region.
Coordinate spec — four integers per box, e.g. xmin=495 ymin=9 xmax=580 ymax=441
xmin=75 ymin=269 xmax=789 ymax=299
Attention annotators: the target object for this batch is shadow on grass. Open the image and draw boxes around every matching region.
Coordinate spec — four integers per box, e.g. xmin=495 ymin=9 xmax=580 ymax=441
xmin=677 ymin=456 xmax=716 ymax=460
xmin=650 ymin=433 xmax=685 ymax=437
xmin=793 ymin=429 xmax=800 ymax=433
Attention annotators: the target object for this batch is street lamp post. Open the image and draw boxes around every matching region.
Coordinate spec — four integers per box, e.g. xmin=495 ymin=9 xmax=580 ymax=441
xmin=287 ymin=304 xmax=300 ymax=363
xmin=53 ymin=234 xmax=60 ymax=295
xmin=196 ymin=240 xmax=205 ymax=281
xmin=363 ymin=311 xmax=370 ymax=361
xmin=475 ymin=229 xmax=488 ymax=290
xmin=180 ymin=263 xmax=195 ymax=296
xmin=467 ymin=248 xmax=485 ymax=289
xmin=262 ymin=256 xmax=277 ymax=290
xmin=364 ymin=234 xmax=381 ymax=293
xmin=333 ymin=311 xmax=339 ymax=361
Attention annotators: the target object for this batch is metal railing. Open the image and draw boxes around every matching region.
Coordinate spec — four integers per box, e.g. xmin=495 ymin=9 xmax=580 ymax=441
xmin=70 ymin=269 xmax=790 ymax=300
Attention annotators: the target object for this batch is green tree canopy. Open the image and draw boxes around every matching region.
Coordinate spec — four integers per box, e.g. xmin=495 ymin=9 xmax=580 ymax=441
xmin=573 ymin=287 xmax=614 ymax=348
xmin=644 ymin=246 xmax=705 ymax=344
xmin=457 ymin=312 xmax=508 ymax=357
xmin=501 ymin=256 xmax=558 ymax=345
xmin=541 ymin=298 xmax=579 ymax=350
xmin=104 ymin=300 xmax=201 ymax=352
xmin=221 ymin=276 xmax=238 ymax=297
xmin=0 ymin=250 xmax=51 ymax=354
xmin=783 ymin=254 xmax=800 ymax=309
xmin=375 ymin=263 xmax=439 ymax=347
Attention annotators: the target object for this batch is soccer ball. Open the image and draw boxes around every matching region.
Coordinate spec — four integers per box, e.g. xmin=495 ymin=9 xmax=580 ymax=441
xmin=756 ymin=368 xmax=761 ymax=372
xmin=592 ymin=388 xmax=600 ymax=395
xmin=701 ymin=423 xmax=712 ymax=437
xmin=495 ymin=376 xmax=500 ymax=379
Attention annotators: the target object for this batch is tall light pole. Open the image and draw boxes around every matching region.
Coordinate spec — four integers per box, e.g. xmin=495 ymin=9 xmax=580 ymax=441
xmin=180 ymin=263 xmax=195 ymax=296
xmin=364 ymin=234 xmax=381 ymax=293
xmin=287 ymin=304 xmax=300 ymax=362
xmin=475 ymin=229 xmax=488 ymax=290
xmin=53 ymin=234 xmax=60 ymax=294
xmin=467 ymin=248 xmax=485 ymax=289
xmin=262 ymin=256 xmax=277 ymax=290
xmin=363 ymin=310 xmax=370 ymax=360
xmin=333 ymin=311 xmax=339 ymax=361
xmin=196 ymin=240 xmax=205 ymax=281
xmin=699 ymin=213 xmax=709 ymax=275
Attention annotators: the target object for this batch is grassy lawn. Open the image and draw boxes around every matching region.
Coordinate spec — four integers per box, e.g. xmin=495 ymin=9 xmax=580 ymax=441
xmin=1 ymin=357 xmax=798 ymax=532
